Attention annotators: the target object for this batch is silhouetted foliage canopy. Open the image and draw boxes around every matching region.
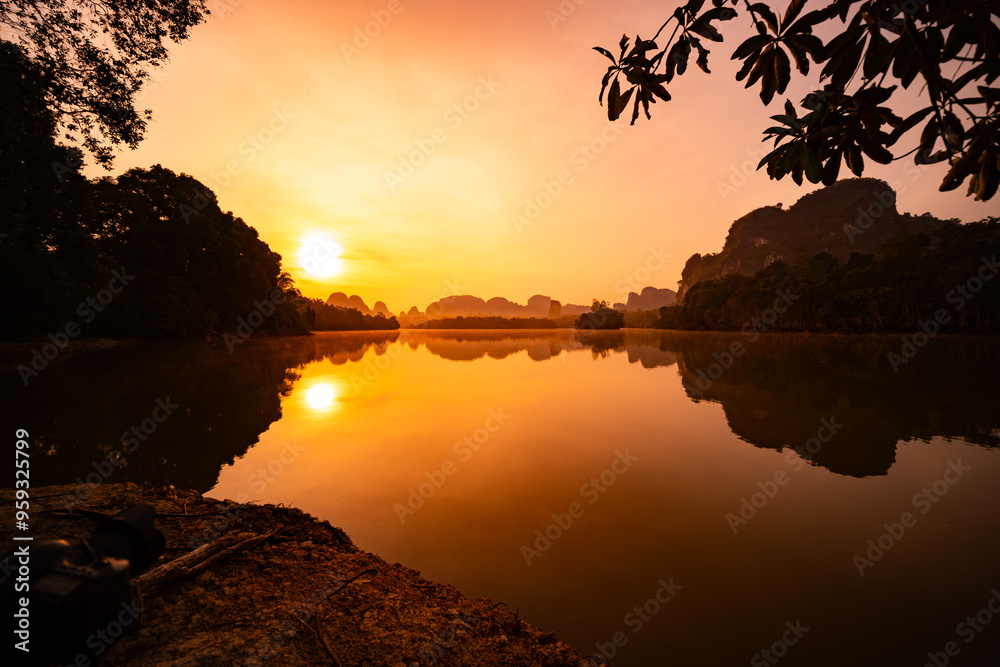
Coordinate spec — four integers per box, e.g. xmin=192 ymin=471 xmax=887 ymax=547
xmin=577 ymin=306 xmax=626 ymax=330
xmin=0 ymin=42 xmax=306 ymax=340
xmin=305 ymin=299 xmax=400 ymax=331
xmin=658 ymin=217 xmax=1000 ymax=333
xmin=0 ymin=0 xmax=209 ymax=167
xmin=597 ymin=0 xmax=1000 ymax=200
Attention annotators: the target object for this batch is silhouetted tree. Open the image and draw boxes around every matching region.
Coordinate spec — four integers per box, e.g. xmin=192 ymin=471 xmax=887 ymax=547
xmin=0 ymin=1 xmax=209 ymax=167
xmin=577 ymin=304 xmax=626 ymax=330
xmin=657 ymin=218 xmax=1000 ymax=333
xmin=0 ymin=41 xmax=110 ymax=336
xmin=597 ymin=0 xmax=1000 ymax=200
xmin=1 ymin=38 xmax=306 ymax=340
xmin=86 ymin=165 xmax=304 ymax=337
xmin=305 ymin=299 xmax=400 ymax=331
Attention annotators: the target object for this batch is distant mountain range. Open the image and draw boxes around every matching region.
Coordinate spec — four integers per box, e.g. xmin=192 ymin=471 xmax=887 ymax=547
xmin=325 ymin=288 xmax=677 ymax=323
xmin=325 ymin=292 xmax=390 ymax=316
xmin=422 ymin=294 xmax=565 ymax=318
xmin=677 ymin=178 xmax=950 ymax=299
xmin=327 ymin=179 xmax=938 ymax=321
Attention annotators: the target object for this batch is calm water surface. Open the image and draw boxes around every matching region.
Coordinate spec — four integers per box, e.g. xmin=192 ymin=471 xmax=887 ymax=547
xmin=7 ymin=330 xmax=1000 ymax=666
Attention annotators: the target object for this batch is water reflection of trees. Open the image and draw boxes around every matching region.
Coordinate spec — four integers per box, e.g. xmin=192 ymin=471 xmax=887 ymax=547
xmin=410 ymin=329 xmax=1000 ymax=477
xmin=665 ymin=333 xmax=1000 ymax=477
xmin=8 ymin=329 xmax=996 ymax=489
xmin=2 ymin=333 xmax=399 ymax=491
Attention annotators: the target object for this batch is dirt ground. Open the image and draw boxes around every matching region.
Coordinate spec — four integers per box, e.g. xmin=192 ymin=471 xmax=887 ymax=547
xmin=2 ymin=483 xmax=601 ymax=667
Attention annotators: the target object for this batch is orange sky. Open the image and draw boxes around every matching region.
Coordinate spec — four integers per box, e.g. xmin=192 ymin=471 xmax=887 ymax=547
xmin=88 ymin=0 xmax=994 ymax=314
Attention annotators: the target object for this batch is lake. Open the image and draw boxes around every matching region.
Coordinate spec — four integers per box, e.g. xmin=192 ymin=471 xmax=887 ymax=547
xmin=8 ymin=330 xmax=1000 ymax=666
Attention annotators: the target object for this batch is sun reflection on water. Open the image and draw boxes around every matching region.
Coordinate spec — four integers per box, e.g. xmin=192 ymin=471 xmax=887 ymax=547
xmin=302 ymin=380 xmax=339 ymax=414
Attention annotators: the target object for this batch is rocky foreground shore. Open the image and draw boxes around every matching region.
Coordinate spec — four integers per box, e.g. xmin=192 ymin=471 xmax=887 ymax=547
xmin=2 ymin=483 xmax=598 ymax=666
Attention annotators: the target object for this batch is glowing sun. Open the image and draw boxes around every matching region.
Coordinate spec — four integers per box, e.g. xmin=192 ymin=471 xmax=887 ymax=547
xmin=299 ymin=232 xmax=344 ymax=279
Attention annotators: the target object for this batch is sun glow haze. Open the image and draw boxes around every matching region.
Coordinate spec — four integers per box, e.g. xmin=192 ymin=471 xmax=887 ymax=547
xmin=298 ymin=231 xmax=345 ymax=280
xmin=91 ymin=0 xmax=992 ymax=313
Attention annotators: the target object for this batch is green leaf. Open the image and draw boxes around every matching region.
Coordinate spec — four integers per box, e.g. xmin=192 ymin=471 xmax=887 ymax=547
xmin=803 ymin=146 xmax=822 ymax=182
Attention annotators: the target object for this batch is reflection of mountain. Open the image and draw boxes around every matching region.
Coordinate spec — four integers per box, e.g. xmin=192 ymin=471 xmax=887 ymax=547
xmin=624 ymin=342 xmax=678 ymax=369
xmin=400 ymin=330 xmax=1000 ymax=478
xmin=667 ymin=333 xmax=1000 ymax=477
xmin=424 ymin=294 xmax=555 ymax=318
xmin=10 ymin=330 xmax=996 ymax=489
xmin=412 ymin=291 xmax=672 ymax=320
xmin=1 ymin=333 xmax=399 ymax=491
xmin=397 ymin=330 xmax=676 ymax=365
xmin=399 ymin=330 xmax=579 ymax=361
